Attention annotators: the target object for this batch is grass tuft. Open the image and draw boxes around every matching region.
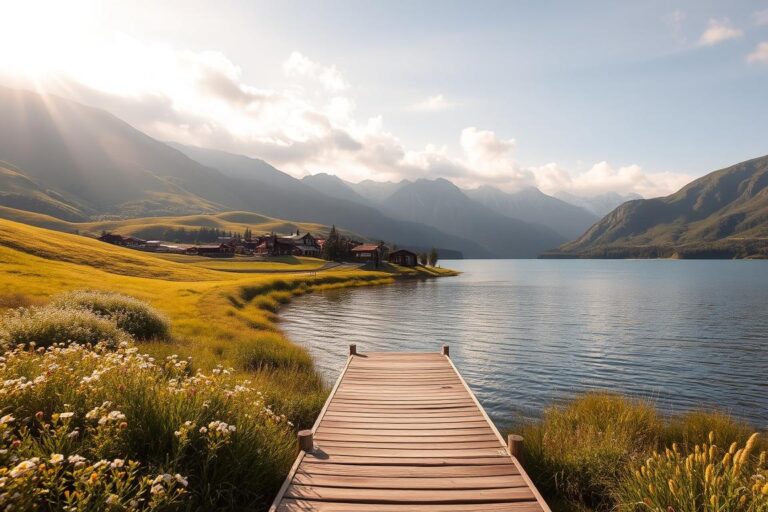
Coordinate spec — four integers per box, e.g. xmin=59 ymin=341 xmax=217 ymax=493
xmin=0 ymin=306 xmax=133 ymax=350
xmin=51 ymin=290 xmax=171 ymax=341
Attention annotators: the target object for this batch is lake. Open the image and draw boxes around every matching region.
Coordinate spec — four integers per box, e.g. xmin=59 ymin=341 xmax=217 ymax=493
xmin=280 ymin=260 xmax=768 ymax=429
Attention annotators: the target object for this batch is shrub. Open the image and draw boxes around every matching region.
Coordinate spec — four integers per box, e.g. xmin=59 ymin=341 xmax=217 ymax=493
xmin=235 ymin=332 xmax=313 ymax=371
xmin=0 ymin=306 xmax=133 ymax=350
xmin=519 ymin=392 xmax=662 ymax=511
xmin=616 ymin=432 xmax=768 ymax=511
xmin=52 ymin=291 xmax=171 ymax=340
xmin=0 ymin=342 xmax=296 ymax=510
xmin=662 ymin=410 xmax=761 ymax=450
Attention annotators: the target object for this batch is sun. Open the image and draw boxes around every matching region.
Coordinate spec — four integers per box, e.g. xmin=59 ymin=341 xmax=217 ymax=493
xmin=0 ymin=0 xmax=96 ymax=79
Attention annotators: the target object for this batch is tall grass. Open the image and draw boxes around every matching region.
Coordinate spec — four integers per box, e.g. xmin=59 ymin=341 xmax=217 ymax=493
xmin=616 ymin=432 xmax=768 ymax=511
xmin=0 ymin=341 xmax=296 ymax=510
xmin=516 ymin=392 xmax=766 ymax=512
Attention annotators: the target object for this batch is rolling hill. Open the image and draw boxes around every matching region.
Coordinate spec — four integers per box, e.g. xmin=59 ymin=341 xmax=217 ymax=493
xmin=550 ymin=154 xmax=768 ymax=258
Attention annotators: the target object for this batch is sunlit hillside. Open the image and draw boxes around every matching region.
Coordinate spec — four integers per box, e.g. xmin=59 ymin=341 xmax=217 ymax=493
xmin=0 ymin=205 xmax=363 ymax=241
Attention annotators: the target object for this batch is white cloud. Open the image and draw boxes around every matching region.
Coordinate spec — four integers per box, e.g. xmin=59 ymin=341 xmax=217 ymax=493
xmin=746 ymin=42 xmax=768 ymax=63
xmin=698 ymin=18 xmax=743 ymax=46
xmin=0 ymin=32 xmax=694 ymax=199
xmin=754 ymin=9 xmax=768 ymax=26
xmin=409 ymin=93 xmax=456 ymax=112
xmin=282 ymin=51 xmax=349 ymax=92
xmin=529 ymin=162 xmax=693 ymax=198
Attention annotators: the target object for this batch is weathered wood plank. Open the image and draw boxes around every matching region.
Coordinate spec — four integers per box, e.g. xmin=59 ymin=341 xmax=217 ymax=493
xmin=269 ymin=351 xmax=550 ymax=512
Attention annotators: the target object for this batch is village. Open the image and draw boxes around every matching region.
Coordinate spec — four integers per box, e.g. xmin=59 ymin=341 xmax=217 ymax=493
xmin=97 ymin=228 xmax=436 ymax=267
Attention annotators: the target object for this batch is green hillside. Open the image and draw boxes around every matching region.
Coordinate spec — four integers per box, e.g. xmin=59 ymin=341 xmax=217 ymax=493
xmin=548 ymin=154 xmax=768 ymax=259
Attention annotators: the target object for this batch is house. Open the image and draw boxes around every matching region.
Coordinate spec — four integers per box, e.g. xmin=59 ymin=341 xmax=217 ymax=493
xmin=285 ymin=232 xmax=321 ymax=257
xmin=255 ymin=235 xmax=295 ymax=256
xmin=98 ymin=233 xmax=126 ymax=245
xmin=185 ymin=244 xmax=234 ymax=257
xmin=351 ymin=243 xmax=384 ymax=265
xmin=389 ymin=249 xmax=418 ymax=267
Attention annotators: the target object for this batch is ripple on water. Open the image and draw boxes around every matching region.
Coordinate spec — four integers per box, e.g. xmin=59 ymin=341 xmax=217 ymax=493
xmin=280 ymin=260 xmax=768 ymax=429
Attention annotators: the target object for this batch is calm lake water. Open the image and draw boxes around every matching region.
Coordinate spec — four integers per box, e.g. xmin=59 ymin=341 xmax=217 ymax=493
xmin=280 ymin=260 xmax=768 ymax=429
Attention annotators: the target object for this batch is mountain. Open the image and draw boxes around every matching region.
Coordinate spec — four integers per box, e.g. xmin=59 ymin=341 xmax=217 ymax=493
xmin=168 ymin=144 xmax=486 ymax=258
xmin=347 ymin=179 xmax=407 ymax=203
xmin=555 ymin=191 xmax=642 ymax=216
xmin=465 ymin=186 xmax=598 ymax=240
xmin=302 ymin=173 xmax=370 ymax=204
xmin=0 ymin=87 xmax=490 ymax=257
xmin=552 ymin=155 xmax=768 ymax=258
xmin=0 ymin=161 xmax=88 ymax=221
xmin=381 ymin=178 xmax=566 ymax=258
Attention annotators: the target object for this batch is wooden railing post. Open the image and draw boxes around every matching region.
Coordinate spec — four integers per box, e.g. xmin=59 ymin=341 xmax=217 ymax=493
xmin=298 ymin=430 xmax=314 ymax=453
xmin=507 ymin=434 xmax=524 ymax=464
xmin=349 ymin=344 xmax=357 ymax=356
xmin=441 ymin=345 xmax=450 ymax=357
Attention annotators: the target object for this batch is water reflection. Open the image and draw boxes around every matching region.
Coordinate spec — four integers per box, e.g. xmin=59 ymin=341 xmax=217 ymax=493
xmin=280 ymin=260 xmax=768 ymax=429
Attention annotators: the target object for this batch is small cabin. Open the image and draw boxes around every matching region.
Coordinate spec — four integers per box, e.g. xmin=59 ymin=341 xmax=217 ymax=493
xmin=351 ymin=243 xmax=383 ymax=265
xmin=389 ymin=249 xmax=418 ymax=267
xmin=186 ymin=244 xmax=234 ymax=257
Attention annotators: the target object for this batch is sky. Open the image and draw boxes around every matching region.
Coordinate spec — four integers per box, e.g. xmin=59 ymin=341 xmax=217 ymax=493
xmin=0 ymin=0 xmax=767 ymax=198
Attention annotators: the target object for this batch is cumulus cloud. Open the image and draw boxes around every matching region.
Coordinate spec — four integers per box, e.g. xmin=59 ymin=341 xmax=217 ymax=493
xmin=698 ymin=18 xmax=743 ymax=46
xmin=529 ymin=162 xmax=692 ymax=198
xmin=746 ymin=42 xmax=768 ymax=63
xmin=282 ymin=51 xmax=349 ymax=92
xmin=0 ymin=32 xmax=694 ymax=199
xmin=409 ymin=94 xmax=456 ymax=112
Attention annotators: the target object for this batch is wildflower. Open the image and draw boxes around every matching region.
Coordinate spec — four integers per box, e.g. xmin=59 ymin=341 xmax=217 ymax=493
xmin=174 ymin=473 xmax=188 ymax=487
xmin=110 ymin=458 xmax=124 ymax=469
xmin=10 ymin=458 xmax=39 ymax=478
xmin=0 ymin=415 xmax=14 ymax=424
xmin=106 ymin=494 xmax=119 ymax=505
xmin=68 ymin=455 xmax=86 ymax=467
xmin=50 ymin=453 xmax=64 ymax=465
xmin=58 ymin=412 xmax=74 ymax=420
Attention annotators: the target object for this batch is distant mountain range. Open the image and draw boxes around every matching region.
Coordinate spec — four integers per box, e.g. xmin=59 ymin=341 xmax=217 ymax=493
xmin=0 ymin=86 xmax=610 ymax=258
xmin=12 ymin=85 xmax=762 ymax=259
xmin=548 ymin=155 xmax=768 ymax=259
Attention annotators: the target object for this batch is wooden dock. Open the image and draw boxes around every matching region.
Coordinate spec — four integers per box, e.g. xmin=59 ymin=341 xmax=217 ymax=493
xmin=270 ymin=346 xmax=551 ymax=511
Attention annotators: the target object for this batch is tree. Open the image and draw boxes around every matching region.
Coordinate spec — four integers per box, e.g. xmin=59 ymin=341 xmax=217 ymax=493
xmin=418 ymin=252 xmax=428 ymax=265
xmin=322 ymin=225 xmax=340 ymax=261
xmin=428 ymin=247 xmax=439 ymax=266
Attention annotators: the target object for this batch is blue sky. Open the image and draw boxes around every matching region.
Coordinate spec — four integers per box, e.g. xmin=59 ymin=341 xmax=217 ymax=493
xmin=1 ymin=0 xmax=766 ymax=197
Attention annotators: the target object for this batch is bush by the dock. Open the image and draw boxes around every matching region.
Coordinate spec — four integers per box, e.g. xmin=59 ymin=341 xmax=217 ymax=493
xmin=517 ymin=392 xmax=767 ymax=511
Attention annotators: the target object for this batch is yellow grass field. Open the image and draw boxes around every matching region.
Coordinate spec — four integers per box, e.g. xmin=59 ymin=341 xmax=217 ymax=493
xmin=0 ymin=217 xmax=454 ymax=422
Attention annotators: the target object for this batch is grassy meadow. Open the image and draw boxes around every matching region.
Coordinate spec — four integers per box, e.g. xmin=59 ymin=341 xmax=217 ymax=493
xmin=0 ymin=217 xmax=455 ymax=510
xmin=513 ymin=393 xmax=768 ymax=512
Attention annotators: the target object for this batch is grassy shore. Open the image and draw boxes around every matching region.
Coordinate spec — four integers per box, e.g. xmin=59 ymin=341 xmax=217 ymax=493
xmin=511 ymin=392 xmax=768 ymax=511
xmin=0 ymin=217 xmax=456 ymax=510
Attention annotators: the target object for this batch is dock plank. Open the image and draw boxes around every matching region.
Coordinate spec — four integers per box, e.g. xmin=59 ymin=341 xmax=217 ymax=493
xmin=269 ymin=351 xmax=550 ymax=512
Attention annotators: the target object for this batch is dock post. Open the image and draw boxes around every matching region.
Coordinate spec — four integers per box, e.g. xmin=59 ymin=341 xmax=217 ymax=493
xmin=349 ymin=344 xmax=357 ymax=356
xmin=298 ymin=430 xmax=314 ymax=453
xmin=507 ymin=434 xmax=524 ymax=464
xmin=441 ymin=345 xmax=450 ymax=357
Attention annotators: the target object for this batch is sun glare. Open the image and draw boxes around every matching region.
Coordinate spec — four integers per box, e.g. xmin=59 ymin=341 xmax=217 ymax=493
xmin=0 ymin=0 xmax=95 ymax=79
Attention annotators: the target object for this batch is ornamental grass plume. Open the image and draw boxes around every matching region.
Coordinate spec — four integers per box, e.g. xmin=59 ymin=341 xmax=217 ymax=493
xmin=616 ymin=431 xmax=768 ymax=511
